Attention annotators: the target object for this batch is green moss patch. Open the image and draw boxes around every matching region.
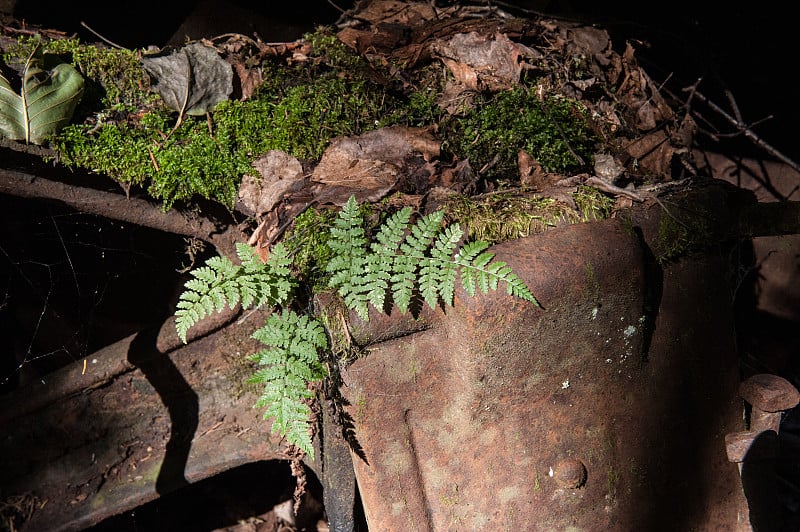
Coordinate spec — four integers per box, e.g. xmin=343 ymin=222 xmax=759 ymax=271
xmin=442 ymin=87 xmax=597 ymax=179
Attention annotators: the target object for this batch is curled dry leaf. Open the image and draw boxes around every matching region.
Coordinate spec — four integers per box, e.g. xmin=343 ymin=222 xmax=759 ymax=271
xmin=593 ymin=153 xmax=625 ymax=183
xmin=623 ymin=129 xmax=677 ymax=178
xmin=238 ymin=150 xmax=306 ymax=217
xmin=310 ymin=126 xmax=440 ymax=206
xmin=519 ymin=150 xmax=551 ymax=189
xmin=431 ymin=32 xmax=536 ymax=91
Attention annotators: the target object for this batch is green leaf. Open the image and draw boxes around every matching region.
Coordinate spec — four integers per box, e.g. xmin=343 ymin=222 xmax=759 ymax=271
xmin=0 ymin=42 xmax=84 ymax=145
xmin=249 ymin=310 xmax=328 ymax=457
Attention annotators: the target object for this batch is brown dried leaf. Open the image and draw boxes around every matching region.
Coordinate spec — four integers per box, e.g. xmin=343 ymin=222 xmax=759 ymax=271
xmin=232 ymin=61 xmax=263 ymax=101
xmin=565 ymin=25 xmax=612 ymax=65
xmin=623 ymin=130 xmax=676 ymax=178
xmin=310 ymin=126 xmax=440 ymax=206
xmin=617 ymin=43 xmax=674 ymax=131
xmin=431 ymin=32 xmax=534 ymax=91
xmin=518 ymin=150 xmax=551 ymax=189
xmin=436 ymin=159 xmax=476 ymax=193
xmin=593 ymin=153 xmax=625 ymax=183
xmin=350 ymin=0 xmax=440 ymax=26
xmin=238 ymin=150 xmax=305 ymax=217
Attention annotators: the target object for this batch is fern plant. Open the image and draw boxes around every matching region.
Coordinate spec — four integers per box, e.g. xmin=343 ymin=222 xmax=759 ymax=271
xmin=176 ymin=195 xmax=538 ymax=457
xmin=327 ymin=196 xmax=538 ymax=319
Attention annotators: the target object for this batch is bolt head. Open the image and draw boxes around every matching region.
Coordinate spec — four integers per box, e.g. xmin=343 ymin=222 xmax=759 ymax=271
xmin=553 ymin=458 xmax=587 ymax=489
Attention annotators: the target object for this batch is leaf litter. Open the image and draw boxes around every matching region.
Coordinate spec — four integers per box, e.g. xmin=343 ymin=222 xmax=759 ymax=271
xmin=0 ymin=0 xmax=770 ymax=251
xmin=238 ymin=0 xmax=712 ymax=252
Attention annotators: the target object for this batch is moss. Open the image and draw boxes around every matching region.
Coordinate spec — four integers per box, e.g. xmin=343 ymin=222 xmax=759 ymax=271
xmin=381 ymin=86 xmax=443 ymax=128
xmin=223 ymin=72 xmax=399 ymax=160
xmin=574 ymin=185 xmax=614 ymax=221
xmin=4 ymin=36 xmax=152 ymax=113
xmin=441 ymin=87 xmax=597 ymax=179
xmin=442 ymin=191 xmax=590 ymax=245
xmin=52 ymin=63 xmax=408 ymax=209
xmin=656 ymin=206 xmax=714 ymax=264
xmin=52 ymin=107 xmax=249 ymax=210
xmin=8 ymin=29 xmax=603 ymax=216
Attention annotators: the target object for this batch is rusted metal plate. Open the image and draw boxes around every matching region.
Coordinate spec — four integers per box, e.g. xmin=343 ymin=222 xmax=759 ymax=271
xmin=340 ymin=197 xmax=750 ymax=530
xmin=1 ymin=311 xmax=290 ymax=532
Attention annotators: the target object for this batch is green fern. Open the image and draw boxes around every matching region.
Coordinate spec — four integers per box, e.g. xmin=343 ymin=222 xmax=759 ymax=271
xmin=174 ymin=242 xmax=295 ymax=342
xmin=175 ymin=195 xmax=539 ymax=458
xmin=248 ymin=310 xmax=327 ymax=457
xmin=327 ymin=196 xmax=539 ymax=320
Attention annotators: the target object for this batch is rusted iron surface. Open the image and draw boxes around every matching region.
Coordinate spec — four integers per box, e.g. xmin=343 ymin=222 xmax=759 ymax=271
xmin=739 ymin=374 xmax=800 ymax=414
xmin=340 ymin=193 xmax=750 ymax=530
xmin=0 ymin=310 xmax=290 ymax=532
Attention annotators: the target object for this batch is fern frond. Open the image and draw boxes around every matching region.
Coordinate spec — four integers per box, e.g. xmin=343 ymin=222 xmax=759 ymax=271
xmin=428 ymin=224 xmax=463 ymax=306
xmin=175 ymin=255 xmax=242 ymax=343
xmin=362 ymin=208 xmax=413 ymax=312
xmin=325 ymin=196 xmax=539 ymax=318
xmin=174 ymin=243 xmax=296 ymax=343
xmin=455 ymin=249 xmax=539 ymax=306
xmin=248 ymin=310 xmax=328 ymax=457
xmin=327 ymin=197 xmax=370 ymax=318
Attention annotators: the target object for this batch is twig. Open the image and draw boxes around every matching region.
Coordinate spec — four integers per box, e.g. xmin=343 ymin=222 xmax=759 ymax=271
xmin=683 ymin=84 xmax=800 ymax=174
xmin=79 ymin=21 xmax=126 ymax=50
xmin=0 ymin=167 xmax=244 ymax=257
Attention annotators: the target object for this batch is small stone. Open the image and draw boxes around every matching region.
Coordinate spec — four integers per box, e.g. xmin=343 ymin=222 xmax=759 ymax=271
xmin=553 ymin=458 xmax=587 ymax=489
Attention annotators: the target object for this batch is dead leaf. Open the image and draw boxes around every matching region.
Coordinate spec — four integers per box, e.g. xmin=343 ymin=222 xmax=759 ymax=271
xmin=310 ymin=126 xmax=440 ymax=206
xmin=616 ymin=43 xmax=673 ymax=131
xmin=564 ymin=24 xmax=612 ymax=65
xmin=238 ymin=150 xmax=305 ymax=217
xmin=519 ymin=150 xmax=550 ymax=189
xmin=142 ymin=42 xmax=233 ymax=115
xmin=437 ymin=159 xmax=476 ymax=193
xmin=349 ymin=0 xmax=440 ymax=26
xmin=593 ymin=153 xmax=625 ymax=183
xmin=436 ymin=80 xmax=477 ymax=115
xmin=431 ymin=32 xmax=534 ymax=91
xmin=232 ymin=62 xmax=263 ymax=101
xmin=623 ymin=130 xmax=676 ymax=178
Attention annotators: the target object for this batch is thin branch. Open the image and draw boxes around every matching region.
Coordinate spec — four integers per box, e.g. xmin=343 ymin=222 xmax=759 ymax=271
xmin=683 ymin=84 xmax=800 ymax=175
xmin=79 ymin=21 xmax=127 ymax=50
xmin=0 ymin=167 xmax=245 ymax=257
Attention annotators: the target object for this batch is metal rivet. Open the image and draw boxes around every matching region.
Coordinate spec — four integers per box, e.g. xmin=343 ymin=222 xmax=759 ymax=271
xmin=553 ymin=458 xmax=587 ymax=489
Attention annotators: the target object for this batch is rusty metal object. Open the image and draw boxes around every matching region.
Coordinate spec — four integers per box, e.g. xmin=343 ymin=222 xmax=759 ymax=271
xmin=723 ymin=373 xmax=799 ymax=532
xmin=552 ymin=458 xmax=587 ymax=489
xmin=0 ymin=310 xmax=292 ymax=532
xmin=340 ymin=187 xmax=751 ymax=530
xmin=740 ymin=373 xmax=800 ymax=433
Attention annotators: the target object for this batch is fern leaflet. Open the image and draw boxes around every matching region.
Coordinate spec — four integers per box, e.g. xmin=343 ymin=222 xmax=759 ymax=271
xmin=326 ymin=196 xmax=370 ymax=319
xmin=174 ymin=242 xmax=296 ymax=343
xmin=327 ymin=196 xmax=539 ymax=318
xmin=248 ymin=310 xmax=328 ymax=458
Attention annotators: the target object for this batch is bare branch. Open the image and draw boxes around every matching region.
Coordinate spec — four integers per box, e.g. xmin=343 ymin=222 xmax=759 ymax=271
xmin=683 ymin=85 xmax=800 ymax=175
xmin=0 ymin=167 xmax=245 ymax=257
